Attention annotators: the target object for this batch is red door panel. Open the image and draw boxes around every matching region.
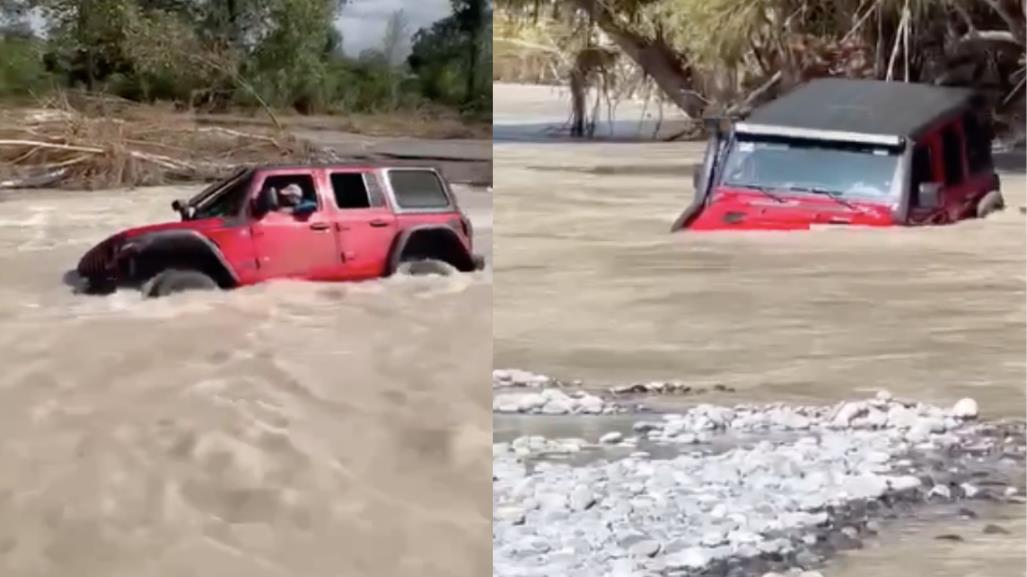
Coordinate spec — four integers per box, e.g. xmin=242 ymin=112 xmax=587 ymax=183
xmin=248 ymin=171 xmax=343 ymax=281
xmin=336 ymin=210 xmax=397 ymax=279
xmin=250 ymin=210 xmax=341 ymax=281
xmin=325 ymin=170 xmax=396 ymax=280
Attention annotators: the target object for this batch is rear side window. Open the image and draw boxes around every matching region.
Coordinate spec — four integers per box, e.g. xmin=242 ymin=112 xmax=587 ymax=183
xmin=963 ymin=112 xmax=993 ymax=173
xmin=330 ymin=172 xmax=371 ymax=209
xmin=941 ymin=125 xmax=964 ymax=185
xmin=388 ymin=170 xmax=451 ymax=210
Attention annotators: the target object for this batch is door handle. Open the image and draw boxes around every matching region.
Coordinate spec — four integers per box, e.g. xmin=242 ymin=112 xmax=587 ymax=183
xmin=369 ymin=219 xmax=389 ymax=228
xmin=309 ymin=222 xmax=330 ymax=231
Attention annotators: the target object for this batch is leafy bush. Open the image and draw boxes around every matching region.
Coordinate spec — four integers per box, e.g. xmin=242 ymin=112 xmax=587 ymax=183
xmin=0 ymin=36 xmax=54 ymax=98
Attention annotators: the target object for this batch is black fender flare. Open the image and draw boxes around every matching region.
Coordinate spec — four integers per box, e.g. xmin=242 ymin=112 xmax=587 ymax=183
xmin=386 ymin=225 xmax=476 ymax=274
xmin=122 ymin=230 xmax=239 ymax=287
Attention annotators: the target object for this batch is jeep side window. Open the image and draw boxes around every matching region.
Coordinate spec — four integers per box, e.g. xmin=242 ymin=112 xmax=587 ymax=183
xmin=941 ymin=124 xmax=964 ymax=185
xmin=260 ymin=174 xmax=320 ymax=211
xmin=910 ymin=144 xmax=933 ymax=208
xmin=388 ymin=170 xmax=451 ymax=210
xmin=963 ymin=111 xmax=993 ymax=174
xmin=193 ymin=172 xmax=252 ymax=219
xmin=330 ymin=172 xmax=372 ymax=209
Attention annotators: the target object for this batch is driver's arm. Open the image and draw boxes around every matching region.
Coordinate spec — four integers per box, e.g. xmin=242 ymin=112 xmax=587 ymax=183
xmin=295 ymin=198 xmax=318 ymax=212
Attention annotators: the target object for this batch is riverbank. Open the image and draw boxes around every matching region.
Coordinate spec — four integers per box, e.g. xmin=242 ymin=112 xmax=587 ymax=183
xmin=492 ymin=372 xmax=1026 ymax=577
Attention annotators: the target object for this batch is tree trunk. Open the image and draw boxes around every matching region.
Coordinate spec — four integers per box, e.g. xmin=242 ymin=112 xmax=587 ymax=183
xmin=466 ymin=31 xmax=479 ymax=106
xmin=568 ymin=0 xmax=705 ymax=118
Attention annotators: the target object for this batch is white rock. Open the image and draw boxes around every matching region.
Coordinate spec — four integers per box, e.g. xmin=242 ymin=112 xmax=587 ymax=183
xmin=599 ymin=431 xmax=624 ymax=444
xmin=952 ymin=398 xmax=979 ymax=419
xmin=875 ymin=390 xmax=893 ymax=402
xmin=928 ymin=484 xmax=952 ymax=500
xmin=887 ymin=405 xmax=919 ymax=429
xmin=628 ymin=539 xmax=661 ymax=558
xmin=886 ymin=475 xmax=922 ymax=492
xmin=541 ymin=399 xmax=572 ymax=414
xmin=537 ymin=493 xmax=568 ymax=511
xmin=577 ymin=394 xmax=605 ymax=414
xmin=862 ymin=409 xmax=888 ymax=429
xmin=494 ymin=506 xmax=526 ymax=524
xmin=961 ymin=483 xmax=980 ymax=498
xmin=906 ymin=420 xmax=935 ymax=443
xmin=569 ymin=485 xmax=597 ymax=511
xmin=665 ymin=547 xmax=708 ymax=569
xmin=841 ymin=474 xmax=888 ymax=500
xmin=832 ymin=402 xmax=866 ymax=428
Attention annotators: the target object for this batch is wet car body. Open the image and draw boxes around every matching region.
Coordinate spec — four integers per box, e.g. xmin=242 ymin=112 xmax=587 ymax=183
xmin=673 ymin=78 xmax=1003 ymax=232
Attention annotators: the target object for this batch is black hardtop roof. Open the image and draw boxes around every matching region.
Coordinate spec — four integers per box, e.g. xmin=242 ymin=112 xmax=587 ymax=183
xmin=745 ymin=78 xmax=976 ymax=138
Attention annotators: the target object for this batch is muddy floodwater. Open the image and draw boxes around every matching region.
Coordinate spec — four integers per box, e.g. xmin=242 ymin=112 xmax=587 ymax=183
xmin=0 ymin=184 xmax=491 ymax=577
xmin=493 ymin=83 xmax=1026 ymax=575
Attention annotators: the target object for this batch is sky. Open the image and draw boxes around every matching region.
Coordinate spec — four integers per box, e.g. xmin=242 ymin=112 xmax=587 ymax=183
xmin=336 ymin=0 xmax=452 ymax=57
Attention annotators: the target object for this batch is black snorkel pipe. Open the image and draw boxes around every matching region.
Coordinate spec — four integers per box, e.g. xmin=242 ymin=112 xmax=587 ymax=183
xmin=671 ymin=117 xmax=731 ymax=232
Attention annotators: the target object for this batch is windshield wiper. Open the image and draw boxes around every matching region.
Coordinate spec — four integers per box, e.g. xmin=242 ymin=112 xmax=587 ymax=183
xmin=732 ymin=182 xmax=786 ymax=203
xmin=786 ymin=186 xmax=857 ymax=210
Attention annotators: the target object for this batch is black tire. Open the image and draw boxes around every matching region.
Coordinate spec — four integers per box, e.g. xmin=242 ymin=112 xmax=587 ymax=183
xmin=395 ymin=258 xmax=456 ymax=277
xmin=145 ymin=268 xmax=218 ymax=298
xmin=976 ymin=190 xmax=1005 ymax=219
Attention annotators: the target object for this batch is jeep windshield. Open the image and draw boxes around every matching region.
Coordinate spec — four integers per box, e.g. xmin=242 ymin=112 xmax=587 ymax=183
xmin=719 ymin=135 xmax=902 ymax=201
xmin=183 ymin=169 xmax=253 ymax=220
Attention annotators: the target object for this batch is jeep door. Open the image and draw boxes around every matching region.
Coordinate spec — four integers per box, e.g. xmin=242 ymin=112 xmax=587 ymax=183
xmin=906 ymin=129 xmax=961 ymax=225
xmin=326 ymin=169 xmax=397 ymax=279
xmin=248 ymin=171 xmax=343 ymax=281
xmin=937 ymin=120 xmax=978 ymax=221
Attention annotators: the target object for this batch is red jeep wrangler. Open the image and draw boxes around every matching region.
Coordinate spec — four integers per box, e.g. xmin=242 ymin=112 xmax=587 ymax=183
xmin=76 ymin=164 xmax=485 ymax=297
xmin=673 ymin=78 xmax=1004 ymax=232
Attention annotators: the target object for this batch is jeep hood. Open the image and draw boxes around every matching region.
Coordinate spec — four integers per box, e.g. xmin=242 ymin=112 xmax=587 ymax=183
xmin=675 ymin=187 xmax=897 ymax=231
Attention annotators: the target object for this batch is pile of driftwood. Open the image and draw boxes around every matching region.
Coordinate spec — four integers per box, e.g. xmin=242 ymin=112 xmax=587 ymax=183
xmin=0 ymin=104 xmax=334 ymax=190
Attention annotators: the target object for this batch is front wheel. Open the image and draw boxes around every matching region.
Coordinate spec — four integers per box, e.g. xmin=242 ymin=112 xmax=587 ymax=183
xmin=144 ymin=268 xmax=218 ymax=298
xmin=976 ymin=190 xmax=1005 ymax=219
xmin=395 ymin=259 xmax=456 ymax=277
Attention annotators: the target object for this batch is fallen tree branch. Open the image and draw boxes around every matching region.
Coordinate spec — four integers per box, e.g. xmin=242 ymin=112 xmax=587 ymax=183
xmin=727 ymin=70 xmax=783 ymax=116
xmin=0 ymin=140 xmax=104 ymax=154
xmin=959 ymin=30 xmax=1026 ymax=47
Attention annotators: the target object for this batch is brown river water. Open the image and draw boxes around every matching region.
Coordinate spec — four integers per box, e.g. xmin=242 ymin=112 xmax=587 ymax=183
xmin=493 ymin=140 xmax=1026 ymax=419
xmin=0 ymin=184 xmax=492 ymax=577
xmin=493 ymin=83 xmax=1026 ymax=575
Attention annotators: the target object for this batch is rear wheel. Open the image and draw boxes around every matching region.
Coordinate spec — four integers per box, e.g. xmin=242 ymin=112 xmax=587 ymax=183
xmin=145 ymin=268 xmax=218 ymax=298
xmin=976 ymin=190 xmax=1005 ymax=219
xmin=395 ymin=258 xmax=456 ymax=277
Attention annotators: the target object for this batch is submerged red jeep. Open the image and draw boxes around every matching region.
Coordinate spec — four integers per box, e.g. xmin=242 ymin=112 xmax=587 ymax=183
xmin=76 ymin=164 xmax=484 ymax=297
xmin=673 ymin=78 xmax=1004 ymax=232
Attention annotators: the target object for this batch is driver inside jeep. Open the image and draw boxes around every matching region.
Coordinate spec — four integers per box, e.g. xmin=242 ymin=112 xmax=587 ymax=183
xmin=275 ymin=183 xmax=317 ymax=215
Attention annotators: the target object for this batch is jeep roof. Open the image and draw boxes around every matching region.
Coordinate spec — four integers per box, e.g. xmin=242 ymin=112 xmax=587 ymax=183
xmin=738 ymin=78 xmax=978 ymax=142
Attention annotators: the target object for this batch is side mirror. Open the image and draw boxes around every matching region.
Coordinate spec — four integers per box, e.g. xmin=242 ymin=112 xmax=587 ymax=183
xmin=918 ymin=182 xmax=942 ymax=209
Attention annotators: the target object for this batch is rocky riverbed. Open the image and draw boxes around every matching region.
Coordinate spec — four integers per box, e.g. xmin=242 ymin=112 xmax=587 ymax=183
xmin=492 ymin=373 xmax=1026 ymax=577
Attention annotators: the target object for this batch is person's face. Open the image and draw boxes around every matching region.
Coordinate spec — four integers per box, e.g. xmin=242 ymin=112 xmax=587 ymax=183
xmin=280 ymin=189 xmax=302 ymax=206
